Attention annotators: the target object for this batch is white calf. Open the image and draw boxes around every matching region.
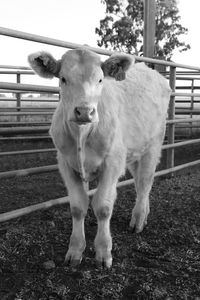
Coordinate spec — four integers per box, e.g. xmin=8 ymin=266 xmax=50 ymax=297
xmin=28 ymin=48 xmax=171 ymax=267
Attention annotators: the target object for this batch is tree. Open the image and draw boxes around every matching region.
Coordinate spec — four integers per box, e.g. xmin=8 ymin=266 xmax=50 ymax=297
xmin=95 ymin=0 xmax=190 ymax=60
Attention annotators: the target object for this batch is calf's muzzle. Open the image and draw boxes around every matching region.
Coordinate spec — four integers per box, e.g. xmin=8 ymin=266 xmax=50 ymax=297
xmin=74 ymin=105 xmax=96 ymax=124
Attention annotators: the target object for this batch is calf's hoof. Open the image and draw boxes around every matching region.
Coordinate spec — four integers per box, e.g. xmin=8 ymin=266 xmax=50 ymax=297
xmin=95 ymin=251 xmax=112 ymax=269
xmin=64 ymin=249 xmax=83 ymax=267
xmin=130 ymin=206 xmax=149 ymax=233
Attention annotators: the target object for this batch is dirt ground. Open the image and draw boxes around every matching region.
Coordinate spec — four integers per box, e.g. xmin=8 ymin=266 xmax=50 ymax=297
xmin=0 ymin=140 xmax=200 ymax=299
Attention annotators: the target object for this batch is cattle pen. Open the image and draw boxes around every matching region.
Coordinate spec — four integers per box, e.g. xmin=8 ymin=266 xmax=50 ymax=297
xmin=0 ymin=26 xmax=200 ymax=223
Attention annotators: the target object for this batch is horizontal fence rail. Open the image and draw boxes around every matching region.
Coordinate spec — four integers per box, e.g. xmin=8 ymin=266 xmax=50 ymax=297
xmin=0 ymin=112 xmax=53 ymax=116
xmin=1 ymin=138 xmax=200 ymax=158
xmin=2 ymin=107 xmax=56 ymax=110
xmin=0 ymin=136 xmax=51 ymax=141
xmin=1 ymin=26 xmax=200 ymax=70
xmin=172 ymin=92 xmax=200 ymax=97
xmin=1 ymin=118 xmax=199 ymax=135
xmin=0 ymin=70 xmax=34 ymax=75
xmin=0 ymin=148 xmax=56 ymax=157
xmin=0 ymin=98 xmax=59 ymax=102
xmin=0 ymin=126 xmax=50 ymax=135
xmin=0 ymin=165 xmax=58 ymax=179
xmin=0 ymin=121 xmax=51 ymax=125
xmin=1 ymin=159 xmax=200 ymax=222
xmin=162 ymin=138 xmax=200 ymax=150
xmin=1 ymin=137 xmax=200 ymax=179
xmin=166 ymin=118 xmax=200 ymax=124
xmin=0 ymin=64 xmax=31 ymax=70
xmin=0 ymin=81 xmax=59 ymax=93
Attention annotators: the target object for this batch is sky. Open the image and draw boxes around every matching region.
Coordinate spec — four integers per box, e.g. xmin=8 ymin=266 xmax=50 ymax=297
xmin=0 ymin=0 xmax=105 ymax=66
xmin=172 ymin=1 xmax=200 ymax=67
xmin=0 ymin=0 xmax=200 ymax=85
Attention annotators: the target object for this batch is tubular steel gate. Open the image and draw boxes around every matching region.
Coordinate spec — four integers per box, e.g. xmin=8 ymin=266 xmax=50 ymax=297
xmin=0 ymin=27 xmax=200 ymax=222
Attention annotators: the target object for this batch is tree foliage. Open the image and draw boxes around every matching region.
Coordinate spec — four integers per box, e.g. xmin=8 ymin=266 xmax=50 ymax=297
xmin=96 ymin=0 xmax=190 ymax=59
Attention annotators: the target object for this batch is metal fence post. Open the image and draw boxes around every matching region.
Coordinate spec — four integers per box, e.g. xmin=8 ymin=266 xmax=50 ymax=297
xmin=16 ymin=72 xmax=21 ymax=122
xmin=143 ymin=0 xmax=156 ymax=58
xmin=190 ymin=78 xmax=194 ymax=136
xmin=167 ymin=66 xmax=176 ymax=173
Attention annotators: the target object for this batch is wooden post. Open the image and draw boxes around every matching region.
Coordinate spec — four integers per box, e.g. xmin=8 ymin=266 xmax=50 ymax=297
xmin=167 ymin=66 xmax=176 ymax=173
xmin=16 ymin=73 xmax=21 ymax=122
xmin=143 ymin=0 xmax=156 ymax=58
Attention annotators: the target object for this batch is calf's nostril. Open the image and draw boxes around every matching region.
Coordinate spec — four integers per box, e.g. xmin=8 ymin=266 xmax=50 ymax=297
xmin=90 ymin=108 xmax=95 ymax=116
xmin=75 ymin=107 xmax=81 ymax=117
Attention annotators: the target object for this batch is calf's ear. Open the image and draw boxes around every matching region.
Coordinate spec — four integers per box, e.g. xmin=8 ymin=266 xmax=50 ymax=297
xmin=28 ymin=52 xmax=61 ymax=78
xmin=101 ymin=53 xmax=134 ymax=81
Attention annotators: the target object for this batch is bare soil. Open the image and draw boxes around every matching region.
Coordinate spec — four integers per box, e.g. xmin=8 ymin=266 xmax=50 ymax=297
xmin=0 ymin=139 xmax=200 ymax=299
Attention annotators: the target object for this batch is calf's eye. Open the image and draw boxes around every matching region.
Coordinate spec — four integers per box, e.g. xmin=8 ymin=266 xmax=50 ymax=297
xmin=61 ymin=77 xmax=67 ymax=84
xmin=99 ymin=79 xmax=103 ymax=83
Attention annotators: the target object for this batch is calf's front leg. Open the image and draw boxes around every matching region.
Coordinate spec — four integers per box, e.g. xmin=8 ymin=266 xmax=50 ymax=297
xmin=92 ymin=153 xmax=126 ymax=268
xmin=58 ymin=153 xmax=89 ymax=266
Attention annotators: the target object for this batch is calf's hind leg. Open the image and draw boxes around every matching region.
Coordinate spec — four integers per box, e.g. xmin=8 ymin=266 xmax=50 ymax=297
xmin=128 ymin=144 xmax=161 ymax=233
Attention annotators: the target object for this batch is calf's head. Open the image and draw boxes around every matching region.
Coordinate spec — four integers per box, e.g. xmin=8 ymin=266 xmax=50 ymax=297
xmin=28 ymin=48 xmax=133 ymax=126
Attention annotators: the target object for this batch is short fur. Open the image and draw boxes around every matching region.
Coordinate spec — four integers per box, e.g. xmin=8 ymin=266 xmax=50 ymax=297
xmin=28 ymin=48 xmax=171 ymax=268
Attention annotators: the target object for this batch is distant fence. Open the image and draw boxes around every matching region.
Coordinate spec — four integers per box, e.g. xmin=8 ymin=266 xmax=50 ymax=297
xmin=1 ymin=70 xmax=200 ymax=133
xmin=0 ymin=26 xmax=200 ymax=222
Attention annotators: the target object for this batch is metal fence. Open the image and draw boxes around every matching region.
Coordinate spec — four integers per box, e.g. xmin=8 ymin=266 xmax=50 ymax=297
xmin=1 ymin=26 xmax=200 ymax=222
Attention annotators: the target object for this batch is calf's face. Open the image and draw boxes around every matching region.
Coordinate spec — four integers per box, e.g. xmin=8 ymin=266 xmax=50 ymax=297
xmin=59 ymin=50 xmax=104 ymax=124
xmin=28 ymin=48 xmax=133 ymax=125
